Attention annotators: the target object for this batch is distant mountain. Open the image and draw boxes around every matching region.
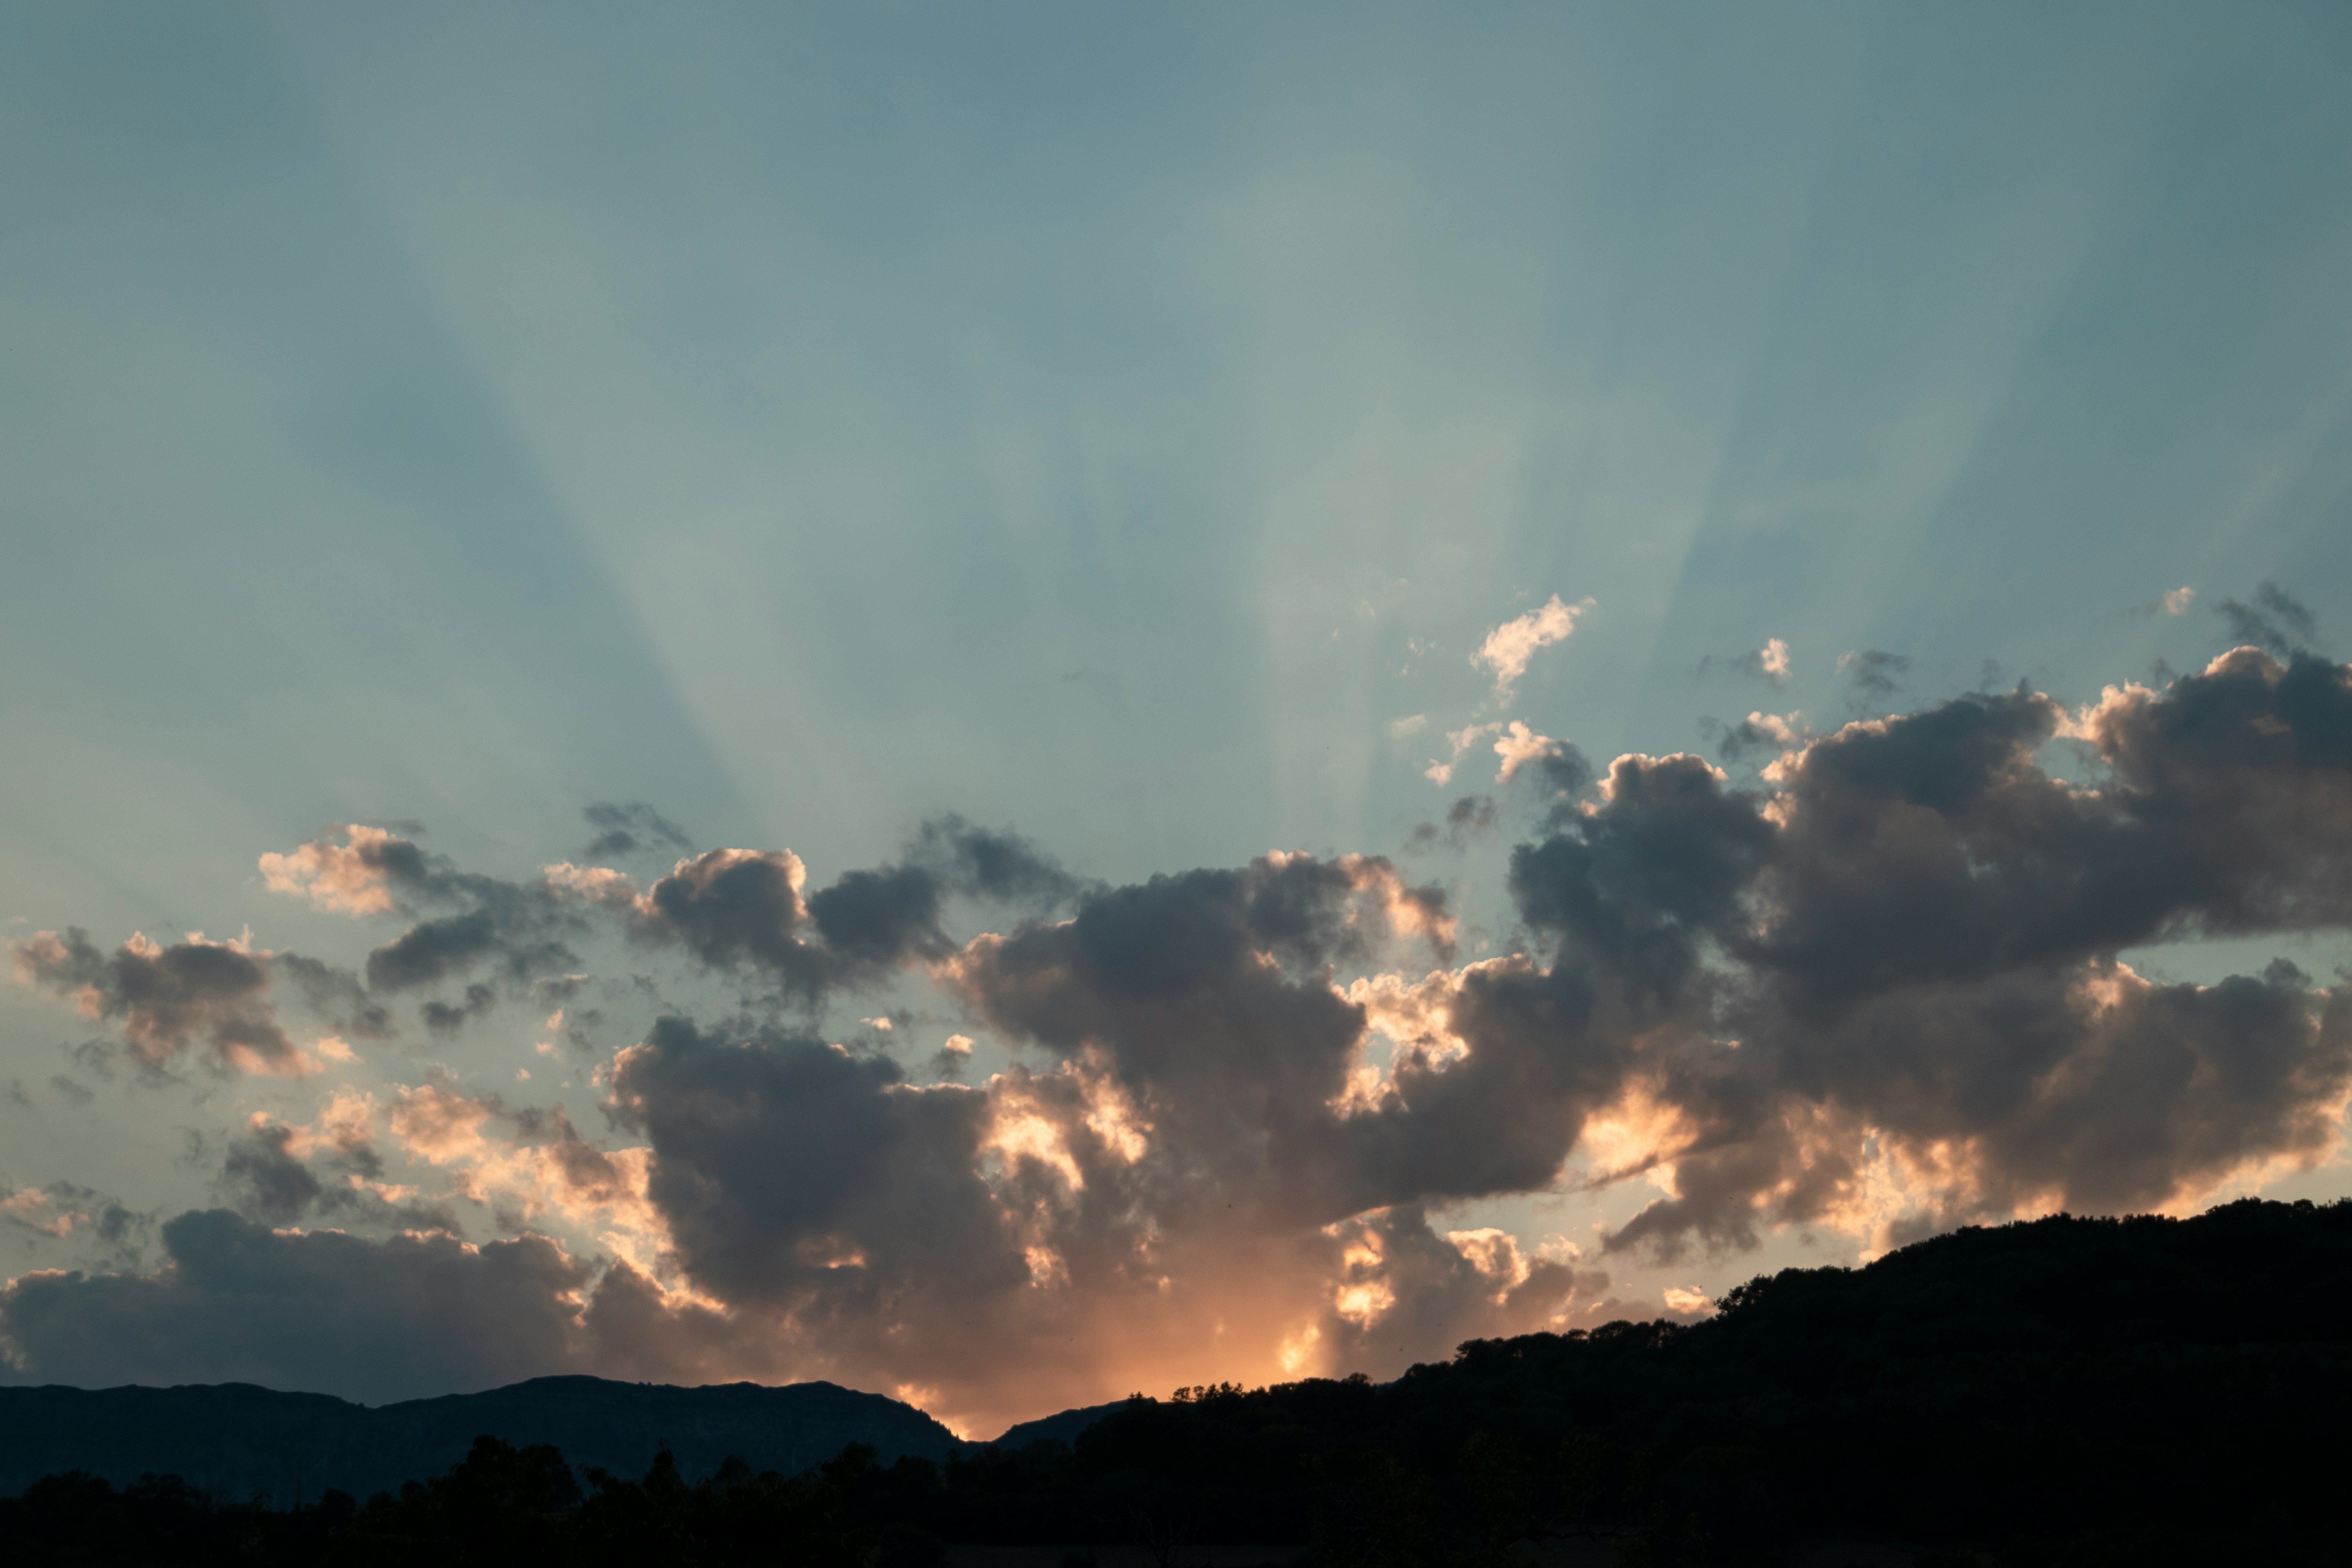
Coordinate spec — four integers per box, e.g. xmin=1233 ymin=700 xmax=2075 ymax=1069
xmin=0 ymin=1374 xmax=960 ymax=1502
xmin=987 ymin=1398 xmax=1127 ymax=1450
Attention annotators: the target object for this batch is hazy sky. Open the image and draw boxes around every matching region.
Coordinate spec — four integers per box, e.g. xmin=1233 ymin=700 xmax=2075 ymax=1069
xmin=5 ymin=1 xmax=2352 ymax=1436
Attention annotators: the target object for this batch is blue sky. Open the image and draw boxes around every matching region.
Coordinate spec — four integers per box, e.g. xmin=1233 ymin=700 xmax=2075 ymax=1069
xmin=5 ymin=2 xmax=2351 ymax=1430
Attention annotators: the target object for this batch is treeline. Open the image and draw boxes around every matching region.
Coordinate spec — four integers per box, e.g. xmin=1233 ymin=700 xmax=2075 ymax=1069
xmin=9 ymin=1197 xmax=2350 ymax=1565
xmin=2 ymin=1440 xmax=944 ymax=1567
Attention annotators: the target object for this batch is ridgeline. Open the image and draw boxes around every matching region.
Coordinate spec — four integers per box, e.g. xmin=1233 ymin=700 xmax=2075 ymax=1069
xmin=7 ymin=1196 xmax=2348 ymax=1565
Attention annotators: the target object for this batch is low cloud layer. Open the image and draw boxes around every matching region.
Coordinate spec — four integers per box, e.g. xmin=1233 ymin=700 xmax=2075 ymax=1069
xmin=5 ymin=648 xmax=2351 ymax=1432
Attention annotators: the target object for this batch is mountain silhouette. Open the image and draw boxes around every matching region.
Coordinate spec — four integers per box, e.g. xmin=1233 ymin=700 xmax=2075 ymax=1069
xmin=0 ymin=1374 xmax=960 ymax=1503
xmin=987 ymin=1397 xmax=1127 ymax=1451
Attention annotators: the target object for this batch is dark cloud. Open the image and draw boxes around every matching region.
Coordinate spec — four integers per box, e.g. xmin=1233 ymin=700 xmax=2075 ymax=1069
xmin=2217 ymin=581 xmax=2320 ymax=657
xmin=533 ymin=974 xmax=592 ymax=1008
xmin=1407 ymin=795 xmax=1498 ymax=853
xmin=217 ymin=1123 xmax=325 ymax=1225
xmin=366 ymin=911 xmax=503 ymax=991
xmin=11 ymin=929 xmax=305 ymax=1075
xmin=803 ymin=819 xmax=1085 ymax=981
xmin=1531 ymin=743 xmax=1594 ymax=799
xmin=1753 ymin=656 xmax=2352 ymax=1005
xmin=0 ymin=1211 xmax=593 ymax=1406
xmin=1512 ymin=753 xmax=1772 ymax=988
xmin=421 ymin=982 xmax=500 ymax=1037
xmin=65 ymin=1038 xmax=118 ymax=1083
xmin=945 ymin=852 xmax=1477 ymax=1223
xmin=906 ymin=815 xmax=1082 ymax=907
xmin=632 ymin=819 xmax=1083 ymax=1000
xmin=1711 ymin=713 xmax=1806 ymax=767
xmin=211 ymin=1112 xmax=459 ymax=1238
xmin=1837 ymin=649 xmax=1912 ymax=710
xmin=372 ymin=921 xmax=580 ymax=999
xmin=1490 ymin=649 xmax=2352 ymax=1259
xmin=595 ymin=988 xmax=1589 ymax=1426
xmin=274 ymin=953 xmax=395 ymax=1040
xmin=633 ymin=848 xmax=833 ymax=995
xmin=583 ymin=801 xmax=693 ymax=860
xmin=808 ymin=864 xmax=953 ymax=971
xmin=12 ymin=650 xmax=2352 ymax=1428
xmin=609 ymin=1017 xmax=1002 ymax=1305
xmin=45 ymin=1074 xmax=93 ymax=1107
xmin=265 ymin=824 xmax=592 ymax=1021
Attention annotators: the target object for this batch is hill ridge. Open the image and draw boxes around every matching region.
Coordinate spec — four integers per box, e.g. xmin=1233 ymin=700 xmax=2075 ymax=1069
xmin=0 ymin=1371 xmax=964 ymax=1501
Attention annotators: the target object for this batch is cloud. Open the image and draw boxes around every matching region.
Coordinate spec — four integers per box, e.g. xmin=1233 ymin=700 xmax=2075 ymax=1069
xmin=1697 ymin=638 xmax=1792 ymax=684
xmin=421 ymin=982 xmax=499 ymax=1036
xmin=1503 ymin=649 xmax=2352 ymax=1259
xmin=0 ymin=1210 xmax=597 ymax=1406
xmin=1713 ymin=710 xmax=1808 ymax=768
xmin=2132 ymin=586 xmax=2196 ymax=617
xmin=930 ymin=1033 xmax=975 ymax=1082
xmin=217 ymin=1120 xmax=328 ymax=1224
xmin=628 ymin=818 xmax=1080 ymax=1001
xmin=364 ymin=906 xmax=578 ymax=999
xmin=2217 ymin=581 xmax=2321 ymax=656
xmin=258 ymin=825 xmax=433 ymax=916
xmin=1492 ymin=720 xmax=1563 ymax=783
xmin=9 ymin=648 xmax=2352 ymax=1430
xmin=272 ymin=952 xmax=394 ymax=1040
xmin=1475 ymin=595 xmax=1592 ymax=700
xmin=258 ymin=825 xmax=593 ymax=1027
xmin=582 ymin=801 xmax=694 ymax=860
xmin=1836 ymin=649 xmax=1912 ymax=708
xmin=11 ymin=930 xmax=313 ymax=1076
xmin=1425 ymin=722 xmax=1502 ymax=788
xmin=1406 ymin=795 xmax=1497 ymax=853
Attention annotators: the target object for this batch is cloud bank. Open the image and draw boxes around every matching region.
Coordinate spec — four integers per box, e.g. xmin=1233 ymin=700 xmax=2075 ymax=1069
xmin=7 ymin=648 xmax=2352 ymax=1432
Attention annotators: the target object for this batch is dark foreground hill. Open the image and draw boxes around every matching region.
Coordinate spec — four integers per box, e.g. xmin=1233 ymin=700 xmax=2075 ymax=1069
xmin=987 ymin=1397 xmax=1126 ymax=1451
xmin=7 ymin=1197 xmax=2351 ymax=1564
xmin=0 ymin=1373 xmax=960 ymax=1502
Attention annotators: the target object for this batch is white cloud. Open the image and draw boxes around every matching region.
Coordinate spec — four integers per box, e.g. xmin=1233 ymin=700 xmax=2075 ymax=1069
xmin=258 ymin=826 xmax=408 ymax=916
xmin=1492 ymin=720 xmax=1557 ymax=783
xmin=1426 ymin=721 xmax=1502 ymax=787
xmin=2162 ymin=586 xmax=2195 ymax=616
xmin=1474 ymin=595 xmax=1593 ymax=699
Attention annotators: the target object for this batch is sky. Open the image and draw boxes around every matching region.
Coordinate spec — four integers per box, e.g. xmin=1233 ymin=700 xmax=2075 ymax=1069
xmin=4 ymin=0 xmax=2352 ymax=1438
